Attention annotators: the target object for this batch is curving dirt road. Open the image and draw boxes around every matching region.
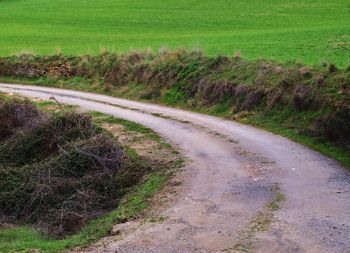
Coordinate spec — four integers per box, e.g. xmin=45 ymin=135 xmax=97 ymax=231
xmin=1 ymin=83 xmax=349 ymax=253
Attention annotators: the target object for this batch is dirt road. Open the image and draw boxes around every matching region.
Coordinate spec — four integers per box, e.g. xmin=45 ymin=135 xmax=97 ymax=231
xmin=1 ymin=83 xmax=349 ymax=253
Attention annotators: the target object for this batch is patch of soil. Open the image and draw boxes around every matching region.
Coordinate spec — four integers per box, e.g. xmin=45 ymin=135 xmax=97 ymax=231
xmin=102 ymin=123 xmax=178 ymax=164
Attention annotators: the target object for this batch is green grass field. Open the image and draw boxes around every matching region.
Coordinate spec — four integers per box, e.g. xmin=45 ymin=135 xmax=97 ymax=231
xmin=0 ymin=0 xmax=349 ymax=65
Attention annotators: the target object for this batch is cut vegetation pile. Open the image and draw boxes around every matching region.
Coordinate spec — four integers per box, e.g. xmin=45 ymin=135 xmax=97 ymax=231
xmin=0 ymin=98 xmax=149 ymax=238
xmin=0 ymin=98 xmax=44 ymax=140
xmin=0 ymin=50 xmax=349 ymax=155
xmin=0 ymin=96 xmax=182 ymax=252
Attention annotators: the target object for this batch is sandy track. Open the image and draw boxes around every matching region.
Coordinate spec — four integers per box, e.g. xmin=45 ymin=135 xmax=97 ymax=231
xmin=1 ymin=83 xmax=349 ymax=253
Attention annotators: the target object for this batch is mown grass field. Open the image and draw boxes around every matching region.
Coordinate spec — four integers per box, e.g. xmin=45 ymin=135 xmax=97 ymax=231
xmin=0 ymin=0 xmax=349 ymax=65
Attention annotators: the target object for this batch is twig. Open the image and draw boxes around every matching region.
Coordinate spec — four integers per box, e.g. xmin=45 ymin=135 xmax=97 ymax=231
xmin=49 ymin=96 xmax=65 ymax=112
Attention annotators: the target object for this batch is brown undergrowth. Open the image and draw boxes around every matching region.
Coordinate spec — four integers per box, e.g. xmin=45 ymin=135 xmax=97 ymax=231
xmin=0 ymin=98 xmax=151 ymax=238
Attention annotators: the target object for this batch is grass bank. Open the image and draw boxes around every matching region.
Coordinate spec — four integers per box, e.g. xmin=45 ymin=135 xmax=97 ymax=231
xmin=0 ymin=50 xmax=349 ymax=169
xmin=0 ymin=94 xmax=184 ymax=252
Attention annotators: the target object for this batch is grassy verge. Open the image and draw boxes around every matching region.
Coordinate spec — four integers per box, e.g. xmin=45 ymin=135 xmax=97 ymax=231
xmin=176 ymin=101 xmax=350 ymax=169
xmin=241 ymin=114 xmax=350 ymax=168
xmin=0 ymin=96 xmax=184 ymax=252
xmin=88 ymin=111 xmax=172 ymax=149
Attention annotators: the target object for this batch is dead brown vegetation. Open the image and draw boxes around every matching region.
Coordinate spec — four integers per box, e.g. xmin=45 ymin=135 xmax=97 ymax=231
xmin=0 ymin=99 xmax=45 ymax=141
xmin=0 ymin=99 xmax=151 ymax=238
